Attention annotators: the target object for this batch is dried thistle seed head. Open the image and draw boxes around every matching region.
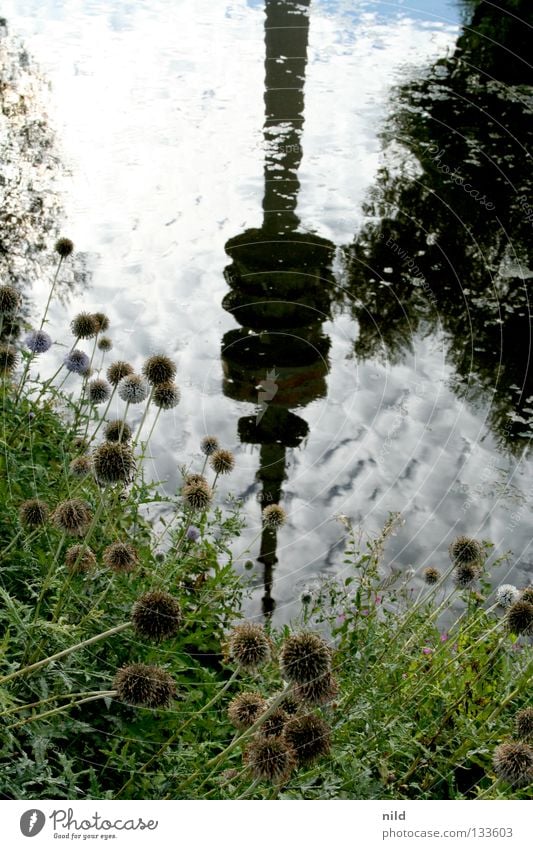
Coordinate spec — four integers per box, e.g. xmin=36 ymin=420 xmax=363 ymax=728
xmin=92 ymin=441 xmax=135 ymax=485
xmin=210 ymin=448 xmax=235 ymax=475
xmin=453 ymin=561 xmax=480 ymax=589
xmin=261 ymin=707 xmax=289 ymax=739
xmin=515 ymin=708 xmax=533 ymax=743
xmin=228 ymin=623 xmax=271 ymax=670
xmin=72 ymin=435 xmax=89 ymax=452
xmin=88 ymin=378 xmax=111 ymax=405
xmin=0 ymin=343 xmax=18 ymax=374
xmin=262 ymin=504 xmax=286 ymax=529
xmin=244 ymin=736 xmax=296 ymax=785
xmin=64 ymin=349 xmax=90 ymax=374
xmin=279 ymin=692 xmax=300 ymax=715
xmin=448 ymin=535 xmax=484 ymax=566
xmin=492 ymin=741 xmax=533 ymax=788
xmin=97 ymin=336 xmax=113 ymax=352
xmin=280 ymin=632 xmax=331 ymax=685
xmin=201 ymin=435 xmax=219 ymax=456
xmin=283 ymin=713 xmax=331 ymax=766
xmin=142 ymin=354 xmax=176 ymax=386
xmin=104 ymin=419 xmax=132 ymax=443
xmin=506 ymin=600 xmax=533 ymax=636
xmin=55 ymin=237 xmax=74 ymax=258
xmin=228 ymin=692 xmax=267 ymax=730
xmin=103 ymin=541 xmax=139 ymax=573
xmin=92 ymin=312 xmax=109 ymax=333
xmin=153 ymin=381 xmax=180 ymax=410
xmin=19 ymin=498 xmax=49 ymax=527
xmin=182 ymin=479 xmax=213 ymax=511
xmin=294 ymin=672 xmax=339 ymax=706
xmin=185 ymin=473 xmax=208 ymax=486
xmin=71 ymin=311 xmax=99 ymax=339
xmin=424 ymin=567 xmax=440 ymax=585
xmin=69 ymin=456 xmax=92 ymax=478
xmin=65 ymin=544 xmax=97 ymax=574
xmin=0 ymin=285 xmax=21 ymax=316
xmin=107 ymin=360 xmax=134 ymax=386
xmin=132 ymin=590 xmax=182 ymax=641
xmin=118 ymin=374 xmax=149 ymax=404
xmin=520 ymin=587 xmax=533 ymax=604
xmin=24 ymin=329 xmax=52 ymax=354
xmin=496 ymin=584 xmax=520 ymax=609
xmin=53 ymin=499 xmax=93 ymax=536
xmin=114 ymin=663 xmax=176 ymax=708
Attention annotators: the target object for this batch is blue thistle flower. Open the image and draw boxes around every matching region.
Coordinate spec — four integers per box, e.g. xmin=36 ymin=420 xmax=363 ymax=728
xmin=186 ymin=525 xmax=200 ymax=542
xmin=24 ymin=330 xmax=52 ymax=354
xmin=64 ymin=349 xmax=90 ymax=374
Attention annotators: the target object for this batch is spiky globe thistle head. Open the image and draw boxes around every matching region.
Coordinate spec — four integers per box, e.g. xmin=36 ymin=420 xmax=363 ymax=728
xmin=72 ymin=435 xmax=89 ymax=453
xmin=69 ymin=456 xmax=92 ymax=478
xmin=228 ymin=692 xmax=267 ymax=730
xmin=496 ymin=584 xmax=520 ymax=609
xmin=92 ymin=312 xmax=109 ymax=333
xmin=24 ymin=329 xmax=52 ymax=354
xmin=279 ymin=692 xmax=300 ymax=715
xmin=52 ymin=499 xmax=93 ymax=536
xmin=0 ymin=285 xmax=21 ymax=316
xmin=506 ymin=600 xmax=533 ymax=636
xmin=295 ymin=672 xmax=339 ymax=706
xmin=55 ymin=237 xmax=74 ymax=258
xmin=244 ymin=736 xmax=296 ymax=785
xmin=103 ymin=541 xmax=139 ymax=573
xmin=142 ymin=354 xmax=176 ymax=386
xmin=92 ymin=441 xmax=135 ymax=485
xmin=449 ymin=535 xmax=484 ymax=566
xmin=118 ymin=374 xmax=149 ymax=404
xmin=453 ymin=562 xmax=479 ymax=589
xmin=104 ymin=419 xmax=132 ymax=443
xmin=107 ymin=360 xmax=134 ymax=386
xmin=64 ymin=349 xmax=90 ymax=374
xmin=114 ymin=663 xmax=176 ymax=708
xmin=520 ymin=587 xmax=533 ymax=604
xmin=492 ymin=741 xmax=533 ymax=788
xmin=0 ymin=343 xmax=18 ymax=375
xmin=185 ymin=473 xmax=207 ymax=486
xmin=182 ymin=479 xmax=213 ymax=511
xmin=280 ymin=632 xmax=331 ymax=685
xmin=71 ymin=311 xmax=99 ymax=340
xmin=88 ymin=378 xmax=111 ymax=405
xmin=19 ymin=498 xmax=49 ymax=527
xmin=262 ymin=504 xmax=286 ymax=529
xmin=515 ymin=708 xmax=533 ymax=743
xmin=424 ymin=567 xmax=440 ymax=585
xmin=153 ymin=381 xmax=180 ymax=410
xmin=131 ymin=590 xmax=182 ymax=642
xmin=261 ymin=707 xmax=289 ymax=739
xmin=209 ymin=448 xmax=235 ymax=475
xmin=97 ymin=335 xmax=113 ymax=352
xmin=65 ymin=544 xmax=97 ymax=574
xmin=228 ymin=623 xmax=271 ymax=670
xmin=283 ymin=713 xmax=331 ymax=766
xmin=201 ymin=435 xmax=219 ymax=456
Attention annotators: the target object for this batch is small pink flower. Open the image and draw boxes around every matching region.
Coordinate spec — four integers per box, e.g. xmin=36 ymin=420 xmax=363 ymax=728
xmin=374 ymin=595 xmax=383 ymax=605
xmin=440 ymin=632 xmax=449 ymax=642
xmin=336 ymin=614 xmax=346 ymax=625
xmin=360 ymin=608 xmax=369 ymax=616
xmin=422 ymin=647 xmax=433 ymax=655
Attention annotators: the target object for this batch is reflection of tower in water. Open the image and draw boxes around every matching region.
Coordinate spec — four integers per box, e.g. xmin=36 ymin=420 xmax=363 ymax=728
xmin=221 ymin=0 xmax=335 ymax=617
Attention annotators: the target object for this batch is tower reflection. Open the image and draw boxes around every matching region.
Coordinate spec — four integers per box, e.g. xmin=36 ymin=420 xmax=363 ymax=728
xmin=221 ymin=0 xmax=335 ymax=617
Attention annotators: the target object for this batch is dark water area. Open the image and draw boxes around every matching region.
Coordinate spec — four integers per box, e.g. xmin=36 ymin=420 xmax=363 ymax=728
xmin=1 ymin=0 xmax=532 ymax=622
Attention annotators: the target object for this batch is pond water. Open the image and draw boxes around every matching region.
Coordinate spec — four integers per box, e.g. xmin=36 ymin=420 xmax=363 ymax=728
xmin=2 ymin=0 xmax=532 ymax=622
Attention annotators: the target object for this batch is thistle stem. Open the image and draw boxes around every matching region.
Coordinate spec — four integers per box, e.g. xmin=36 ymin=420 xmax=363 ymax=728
xmin=8 ymin=691 xmax=117 ymax=729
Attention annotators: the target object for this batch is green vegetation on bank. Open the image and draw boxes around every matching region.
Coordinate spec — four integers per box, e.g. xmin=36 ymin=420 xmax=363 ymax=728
xmin=0 ymin=245 xmax=531 ymax=800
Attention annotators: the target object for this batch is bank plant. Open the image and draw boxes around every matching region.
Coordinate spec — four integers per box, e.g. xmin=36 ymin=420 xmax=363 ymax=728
xmin=0 ymin=240 xmax=531 ymax=800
